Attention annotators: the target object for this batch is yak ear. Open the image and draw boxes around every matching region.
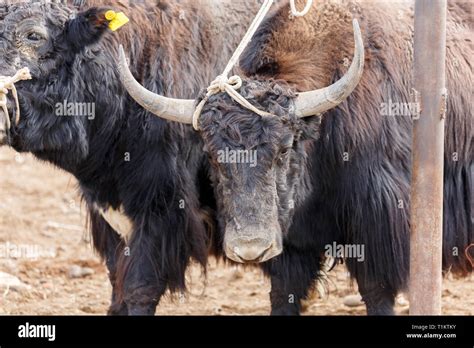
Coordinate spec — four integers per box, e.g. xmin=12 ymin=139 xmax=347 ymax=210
xmin=239 ymin=3 xmax=288 ymax=77
xmin=64 ymin=7 xmax=111 ymax=51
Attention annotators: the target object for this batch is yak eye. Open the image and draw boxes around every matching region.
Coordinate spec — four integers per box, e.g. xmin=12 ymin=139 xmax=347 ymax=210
xmin=279 ymin=147 xmax=291 ymax=158
xmin=277 ymin=148 xmax=291 ymax=165
xmin=26 ymin=32 xmax=44 ymax=42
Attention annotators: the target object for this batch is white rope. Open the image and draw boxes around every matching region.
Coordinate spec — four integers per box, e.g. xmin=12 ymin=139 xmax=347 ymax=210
xmin=290 ymin=0 xmax=313 ymax=17
xmin=192 ymin=0 xmax=274 ymax=130
xmin=221 ymin=0 xmax=274 ymax=78
xmin=0 ymin=68 xmax=32 ymax=130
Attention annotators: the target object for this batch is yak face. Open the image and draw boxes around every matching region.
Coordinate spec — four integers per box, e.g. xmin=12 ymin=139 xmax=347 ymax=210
xmin=0 ymin=2 xmax=111 ymax=170
xmin=199 ymin=79 xmax=320 ymax=263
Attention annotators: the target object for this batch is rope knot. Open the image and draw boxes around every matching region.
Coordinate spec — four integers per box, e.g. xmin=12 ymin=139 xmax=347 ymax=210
xmin=192 ymin=72 xmax=272 ymax=131
xmin=227 ymin=75 xmax=243 ymax=90
xmin=207 ymin=75 xmax=243 ymax=96
xmin=0 ymin=67 xmax=32 ymax=130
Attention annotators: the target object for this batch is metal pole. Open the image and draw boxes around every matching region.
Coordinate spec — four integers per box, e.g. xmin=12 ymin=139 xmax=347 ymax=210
xmin=410 ymin=0 xmax=447 ymax=315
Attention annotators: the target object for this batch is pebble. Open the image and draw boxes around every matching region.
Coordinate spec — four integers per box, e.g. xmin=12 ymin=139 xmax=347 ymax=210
xmin=343 ymin=294 xmax=364 ymax=307
xmin=0 ymin=271 xmax=31 ymax=291
xmin=0 ymin=259 xmax=19 ymax=273
xmin=80 ymin=305 xmax=98 ymax=314
xmin=396 ymin=294 xmax=409 ymax=307
xmin=68 ymin=265 xmax=94 ymax=279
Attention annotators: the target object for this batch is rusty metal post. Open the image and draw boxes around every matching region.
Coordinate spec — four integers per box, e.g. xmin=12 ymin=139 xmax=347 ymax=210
xmin=410 ymin=0 xmax=447 ymax=315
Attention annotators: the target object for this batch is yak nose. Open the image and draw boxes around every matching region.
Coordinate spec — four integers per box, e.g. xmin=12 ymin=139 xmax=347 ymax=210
xmin=225 ymin=238 xmax=281 ymax=263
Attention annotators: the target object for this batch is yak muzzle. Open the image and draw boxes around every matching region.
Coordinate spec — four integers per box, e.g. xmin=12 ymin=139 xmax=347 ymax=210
xmin=224 ymin=234 xmax=282 ymax=263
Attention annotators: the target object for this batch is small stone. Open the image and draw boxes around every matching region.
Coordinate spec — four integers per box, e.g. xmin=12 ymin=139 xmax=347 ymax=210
xmin=68 ymin=265 xmax=94 ymax=279
xmin=0 ymin=259 xmax=19 ymax=273
xmin=396 ymin=294 xmax=409 ymax=307
xmin=80 ymin=305 xmax=98 ymax=314
xmin=343 ymin=294 xmax=364 ymax=307
xmin=0 ymin=271 xmax=31 ymax=291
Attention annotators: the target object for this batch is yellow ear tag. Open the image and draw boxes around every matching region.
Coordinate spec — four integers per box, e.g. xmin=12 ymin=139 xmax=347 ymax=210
xmin=105 ymin=10 xmax=129 ymax=32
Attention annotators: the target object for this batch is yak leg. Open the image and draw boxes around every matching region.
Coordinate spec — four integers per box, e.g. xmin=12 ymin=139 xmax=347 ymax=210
xmin=118 ymin=182 xmax=207 ymax=315
xmin=264 ymin=246 xmax=322 ymax=315
xmin=269 ymin=276 xmax=303 ymax=315
xmin=120 ymin=213 xmax=190 ymax=316
xmin=120 ymin=237 xmax=167 ymax=316
xmin=347 ymin=253 xmax=397 ymax=315
xmin=105 ymin=234 xmax=129 ymax=316
xmin=357 ymin=280 xmax=396 ymax=315
xmin=346 ymin=254 xmax=397 ymax=315
xmin=89 ymin=210 xmax=128 ymax=315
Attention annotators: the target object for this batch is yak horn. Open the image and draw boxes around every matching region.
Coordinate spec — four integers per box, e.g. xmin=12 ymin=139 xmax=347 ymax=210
xmin=117 ymin=45 xmax=195 ymax=124
xmin=295 ymin=19 xmax=365 ymax=118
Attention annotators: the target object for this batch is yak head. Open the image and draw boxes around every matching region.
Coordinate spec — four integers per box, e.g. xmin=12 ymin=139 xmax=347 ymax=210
xmin=118 ymin=12 xmax=364 ymax=263
xmin=0 ymin=1 xmax=116 ymax=170
xmin=198 ymin=79 xmax=312 ymax=263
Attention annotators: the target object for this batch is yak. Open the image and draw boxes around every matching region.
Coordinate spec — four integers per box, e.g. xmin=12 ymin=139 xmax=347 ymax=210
xmin=119 ymin=0 xmax=473 ymax=315
xmin=0 ymin=0 xmax=261 ymax=315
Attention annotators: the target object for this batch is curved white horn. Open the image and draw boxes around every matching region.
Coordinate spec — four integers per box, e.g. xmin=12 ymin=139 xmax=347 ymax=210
xmin=295 ymin=19 xmax=365 ymax=118
xmin=117 ymin=45 xmax=195 ymax=124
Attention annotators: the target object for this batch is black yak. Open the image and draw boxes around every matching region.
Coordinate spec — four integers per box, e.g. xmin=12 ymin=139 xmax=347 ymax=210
xmin=120 ymin=0 xmax=473 ymax=315
xmin=0 ymin=0 xmax=261 ymax=315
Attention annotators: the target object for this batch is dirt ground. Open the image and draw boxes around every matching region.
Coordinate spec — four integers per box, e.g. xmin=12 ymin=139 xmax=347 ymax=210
xmin=0 ymin=147 xmax=472 ymax=315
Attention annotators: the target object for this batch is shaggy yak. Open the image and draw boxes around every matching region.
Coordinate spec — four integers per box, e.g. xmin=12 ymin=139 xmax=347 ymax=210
xmin=120 ymin=0 xmax=473 ymax=315
xmin=0 ymin=0 xmax=261 ymax=315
